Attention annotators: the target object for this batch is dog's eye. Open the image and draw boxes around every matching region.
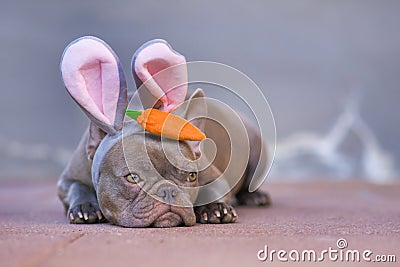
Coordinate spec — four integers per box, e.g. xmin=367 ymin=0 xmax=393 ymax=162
xmin=126 ymin=173 xmax=140 ymax=184
xmin=187 ymin=172 xmax=198 ymax=182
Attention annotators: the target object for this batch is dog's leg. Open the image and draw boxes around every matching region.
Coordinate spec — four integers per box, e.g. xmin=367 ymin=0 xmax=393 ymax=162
xmin=236 ymin=190 xmax=271 ymax=206
xmin=63 ymin=181 xmax=104 ymax=224
xmin=57 ymin=130 xmax=105 ymax=224
xmin=195 ymin=202 xmax=238 ymax=224
xmin=195 ymin=164 xmax=238 ymax=223
xmin=235 ymin=120 xmax=271 ymax=207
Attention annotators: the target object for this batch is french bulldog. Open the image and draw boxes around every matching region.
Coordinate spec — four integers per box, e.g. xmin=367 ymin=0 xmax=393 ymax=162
xmin=57 ymin=37 xmax=270 ymax=227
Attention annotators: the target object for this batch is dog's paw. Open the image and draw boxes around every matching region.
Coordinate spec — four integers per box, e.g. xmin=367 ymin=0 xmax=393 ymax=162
xmin=236 ymin=191 xmax=271 ymax=206
xmin=68 ymin=202 xmax=105 ymax=224
xmin=195 ymin=202 xmax=237 ymax=224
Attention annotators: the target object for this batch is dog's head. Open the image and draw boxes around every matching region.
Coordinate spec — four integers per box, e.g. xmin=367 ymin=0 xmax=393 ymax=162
xmin=61 ymin=37 xmax=206 ymax=227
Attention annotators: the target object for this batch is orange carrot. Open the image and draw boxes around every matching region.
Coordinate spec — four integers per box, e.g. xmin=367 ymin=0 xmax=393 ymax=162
xmin=125 ymin=109 xmax=206 ymax=141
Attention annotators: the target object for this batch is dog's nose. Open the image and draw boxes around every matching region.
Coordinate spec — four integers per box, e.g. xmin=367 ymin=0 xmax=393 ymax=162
xmin=156 ymin=185 xmax=178 ymax=203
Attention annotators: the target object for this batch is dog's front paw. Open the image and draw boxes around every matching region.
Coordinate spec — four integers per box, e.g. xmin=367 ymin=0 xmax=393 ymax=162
xmin=68 ymin=202 xmax=105 ymax=224
xmin=195 ymin=202 xmax=237 ymax=224
xmin=236 ymin=191 xmax=271 ymax=206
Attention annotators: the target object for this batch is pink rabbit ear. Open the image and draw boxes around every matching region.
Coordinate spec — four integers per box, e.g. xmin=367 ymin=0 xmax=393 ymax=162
xmin=132 ymin=39 xmax=187 ymax=112
xmin=61 ymin=36 xmax=127 ymax=134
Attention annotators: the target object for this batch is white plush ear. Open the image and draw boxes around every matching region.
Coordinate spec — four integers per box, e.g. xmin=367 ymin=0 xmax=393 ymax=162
xmin=61 ymin=36 xmax=127 ymax=135
xmin=131 ymin=39 xmax=187 ymax=112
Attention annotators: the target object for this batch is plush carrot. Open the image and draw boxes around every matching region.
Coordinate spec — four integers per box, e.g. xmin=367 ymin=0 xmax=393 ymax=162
xmin=125 ymin=109 xmax=206 ymax=141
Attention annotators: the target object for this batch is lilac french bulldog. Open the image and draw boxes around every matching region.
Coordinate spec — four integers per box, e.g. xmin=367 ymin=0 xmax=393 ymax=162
xmin=57 ymin=37 xmax=270 ymax=227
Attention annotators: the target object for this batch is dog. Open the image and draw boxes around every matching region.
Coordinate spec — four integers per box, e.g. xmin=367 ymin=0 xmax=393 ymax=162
xmin=57 ymin=37 xmax=270 ymax=227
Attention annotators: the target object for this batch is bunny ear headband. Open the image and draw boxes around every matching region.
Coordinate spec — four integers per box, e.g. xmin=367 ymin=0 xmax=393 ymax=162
xmin=60 ymin=36 xmax=205 ymax=140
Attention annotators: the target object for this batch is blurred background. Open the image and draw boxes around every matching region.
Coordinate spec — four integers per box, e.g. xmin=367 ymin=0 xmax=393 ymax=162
xmin=0 ymin=0 xmax=399 ymax=183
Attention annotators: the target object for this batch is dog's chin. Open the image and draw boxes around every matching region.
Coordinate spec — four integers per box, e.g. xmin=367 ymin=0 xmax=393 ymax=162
xmin=115 ymin=202 xmax=196 ymax=228
xmin=152 ymin=212 xmax=183 ymax=227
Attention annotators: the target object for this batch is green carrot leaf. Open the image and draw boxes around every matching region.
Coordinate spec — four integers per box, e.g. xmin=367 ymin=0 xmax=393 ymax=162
xmin=125 ymin=110 xmax=142 ymax=121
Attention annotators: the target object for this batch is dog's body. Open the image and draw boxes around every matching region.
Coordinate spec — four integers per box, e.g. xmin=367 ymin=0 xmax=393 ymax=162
xmin=58 ymin=37 xmax=270 ymax=227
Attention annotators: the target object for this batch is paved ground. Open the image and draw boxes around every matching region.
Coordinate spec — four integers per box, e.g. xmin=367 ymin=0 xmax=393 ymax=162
xmin=0 ymin=180 xmax=399 ymax=267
